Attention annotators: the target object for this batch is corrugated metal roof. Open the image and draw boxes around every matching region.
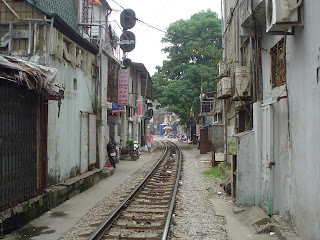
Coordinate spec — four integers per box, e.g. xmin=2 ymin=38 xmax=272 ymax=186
xmin=28 ymin=0 xmax=79 ymax=32
xmin=131 ymin=62 xmax=149 ymax=75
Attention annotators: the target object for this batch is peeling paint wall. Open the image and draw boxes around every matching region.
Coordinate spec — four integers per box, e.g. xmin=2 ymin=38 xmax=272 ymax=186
xmin=258 ymin=2 xmax=320 ymax=239
xmin=46 ymin=54 xmax=96 ymax=183
xmin=285 ymin=3 xmax=320 ymax=238
xmin=222 ymin=0 xmax=320 ymax=238
xmin=0 ymin=0 xmax=98 ymax=186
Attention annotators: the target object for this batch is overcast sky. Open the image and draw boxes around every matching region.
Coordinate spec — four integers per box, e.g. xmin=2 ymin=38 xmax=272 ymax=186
xmin=108 ymin=0 xmax=221 ymax=75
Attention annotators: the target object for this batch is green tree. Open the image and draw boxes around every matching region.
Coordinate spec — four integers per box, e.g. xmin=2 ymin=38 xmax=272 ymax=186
xmin=152 ymin=10 xmax=222 ymax=124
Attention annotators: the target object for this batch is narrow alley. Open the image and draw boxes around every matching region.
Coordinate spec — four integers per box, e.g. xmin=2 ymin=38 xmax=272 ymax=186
xmin=1 ymin=0 xmax=319 ymax=239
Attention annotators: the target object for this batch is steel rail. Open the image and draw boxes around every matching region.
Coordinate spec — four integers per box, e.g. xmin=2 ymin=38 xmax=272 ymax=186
xmin=161 ymin=141 xmax=182 ymax=240
xmin=87 ymin=141 xmax=169 ymax=240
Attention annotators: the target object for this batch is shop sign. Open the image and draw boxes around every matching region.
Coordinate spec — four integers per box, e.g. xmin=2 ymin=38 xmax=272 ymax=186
xmin=118 ymin=69 xmax=129 ymax=105
xmin=137 ymin=101 xmax=142 ymax=115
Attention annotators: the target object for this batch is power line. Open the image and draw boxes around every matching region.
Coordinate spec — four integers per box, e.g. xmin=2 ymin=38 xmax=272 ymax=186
xmin=109 ymin=0 xmax=221 ymax=43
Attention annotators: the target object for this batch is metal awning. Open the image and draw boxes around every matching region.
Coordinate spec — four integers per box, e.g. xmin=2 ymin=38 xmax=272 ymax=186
xmin=0 ymin=55 xmax=60 ymax=99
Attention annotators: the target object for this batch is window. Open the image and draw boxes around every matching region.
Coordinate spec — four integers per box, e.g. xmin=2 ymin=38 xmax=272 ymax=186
xmin=214 ymin=114 xmax=218 ymax=123
xmin=73 ymin=79 xmax=77 ymax=90
xmin=270 ymin=38 xmax=286 ymax=88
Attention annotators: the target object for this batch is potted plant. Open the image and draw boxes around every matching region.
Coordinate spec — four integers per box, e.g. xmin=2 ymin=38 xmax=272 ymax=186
xmin=126 ymin=139 xmax=136 ymax=160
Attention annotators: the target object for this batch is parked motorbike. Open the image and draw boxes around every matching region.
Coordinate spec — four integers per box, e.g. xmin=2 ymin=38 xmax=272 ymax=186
xmin=107 ymin=141 xmax=118 ymax=168
xmin=132 ymin=141 xmax=140 ymax=159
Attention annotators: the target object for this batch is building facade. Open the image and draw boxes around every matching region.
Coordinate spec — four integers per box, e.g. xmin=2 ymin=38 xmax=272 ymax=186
xmin=219 ymin=0 xmax=319 ymax=239
xmin=0 ymin=0 xmax=152 ymax=219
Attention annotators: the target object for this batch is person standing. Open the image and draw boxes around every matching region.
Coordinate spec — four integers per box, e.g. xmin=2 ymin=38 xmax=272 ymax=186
xmin=146 ymin=131 xmax=153 ymax=154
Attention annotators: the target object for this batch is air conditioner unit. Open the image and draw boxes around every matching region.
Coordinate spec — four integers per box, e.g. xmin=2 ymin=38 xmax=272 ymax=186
xmin=218 ymin=62 xmax=230 ymax=78
xmin=217 ymin=77 xmax=232 ymax=99
xmin=266 ymin=0 xmax=302 ymax=33
xmin=234 ymin=66 xmax=251 ymax=100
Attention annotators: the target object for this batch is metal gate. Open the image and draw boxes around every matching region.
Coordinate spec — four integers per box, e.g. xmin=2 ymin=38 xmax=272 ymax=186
xmin=0 ymin=80 xmax=46 ymax=211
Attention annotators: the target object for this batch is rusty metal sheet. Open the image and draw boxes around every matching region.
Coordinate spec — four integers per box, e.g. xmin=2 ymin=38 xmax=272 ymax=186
xmin=228 ymin=136 xmax=237 ymax=155
xmin=0 ymin=80 xmax=46 ymax=211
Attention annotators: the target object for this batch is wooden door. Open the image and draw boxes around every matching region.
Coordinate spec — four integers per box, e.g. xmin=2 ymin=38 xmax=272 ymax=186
xmin=200 ymin=128 xmax=211 ymax=154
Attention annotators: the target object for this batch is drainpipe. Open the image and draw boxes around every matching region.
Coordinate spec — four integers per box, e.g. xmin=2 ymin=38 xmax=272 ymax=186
xmin=47 ymin=16 xmax=54 ymax=65
xmin=88 ymin=113 xmax=90 ymax=169
xmin=250 ymin=38 xmax=257 ymax=102
xmin=80 ymin=112 xmax=82 ymax=173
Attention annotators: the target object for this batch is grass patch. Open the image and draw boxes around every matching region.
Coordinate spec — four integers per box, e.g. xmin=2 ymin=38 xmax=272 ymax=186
xmin=203 ymin=166 xmax=226 ymax=179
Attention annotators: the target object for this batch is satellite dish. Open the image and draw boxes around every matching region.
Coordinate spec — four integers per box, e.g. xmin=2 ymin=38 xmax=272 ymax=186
xmin=123 ymin=58 xmax=131 ymax=68
xmin=120 ymin=9 xmax=136 ymax=30
xmin=119 ymin=31 xmax=135 ymax=52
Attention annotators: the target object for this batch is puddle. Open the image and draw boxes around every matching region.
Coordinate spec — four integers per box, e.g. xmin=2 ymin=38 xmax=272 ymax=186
xmin=11 ymin=225 xmax=55 ymax=239
xmin=49 ymin=211 xmax=68 ymax=217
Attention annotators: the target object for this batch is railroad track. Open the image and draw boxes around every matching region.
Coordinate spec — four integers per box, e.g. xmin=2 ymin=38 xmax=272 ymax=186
xmin=87 ymin=141 xmax=182 ymax=240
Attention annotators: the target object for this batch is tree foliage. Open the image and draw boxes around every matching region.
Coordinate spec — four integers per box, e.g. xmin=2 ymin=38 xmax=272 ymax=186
xmin=152 ymin=10 xmax=222 ymax=124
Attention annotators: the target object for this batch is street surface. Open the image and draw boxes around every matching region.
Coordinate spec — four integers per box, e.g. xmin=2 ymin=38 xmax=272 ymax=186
xmin=4 ymin=137 xmax=279 ymax=240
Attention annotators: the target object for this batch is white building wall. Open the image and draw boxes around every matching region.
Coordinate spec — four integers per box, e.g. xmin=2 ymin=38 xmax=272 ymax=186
xmin=47 ymin=57 xmax=95 ymax=183
xmin=221 ymin=1 xmax=320 ymax=238
xmin=286 ymin=3 xmax=320 ymax=238
xmin=258 ymin=3 xmax=320 ymax=239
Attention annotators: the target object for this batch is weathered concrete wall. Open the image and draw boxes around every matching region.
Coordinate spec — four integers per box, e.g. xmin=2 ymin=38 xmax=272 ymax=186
xmin=258 ymin=2 xmax=320 ymax=239
xmin=260 ymin=32 xmax=291 ymax=215
xmin=236 ymin=131 xmax=255 ymax=207
xmin=46 ymin=57 xmax=96 ymax=184
xmin=1 ymin=168 xmax=114 ymax=235
xmin=286 ymin=3 xmax=320 ymax=238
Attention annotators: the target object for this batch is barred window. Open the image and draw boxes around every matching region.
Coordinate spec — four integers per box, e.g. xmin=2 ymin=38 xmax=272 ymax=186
xmin=270 ymin=38 xmax=286 ymax=88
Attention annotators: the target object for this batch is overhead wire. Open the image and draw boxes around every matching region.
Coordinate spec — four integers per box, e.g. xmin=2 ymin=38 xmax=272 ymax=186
xmin=223 ymin=0 xmax=239 ymax=36
xmin=109 ymin=0 xmax=221 ymax=43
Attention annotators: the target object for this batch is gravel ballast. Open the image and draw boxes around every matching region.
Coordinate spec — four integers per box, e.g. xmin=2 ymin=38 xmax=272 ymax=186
xmin=170 ymin=143 xmax=228 ymax=240
xmin=60 ymin=142 xmax=229 ymax=240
